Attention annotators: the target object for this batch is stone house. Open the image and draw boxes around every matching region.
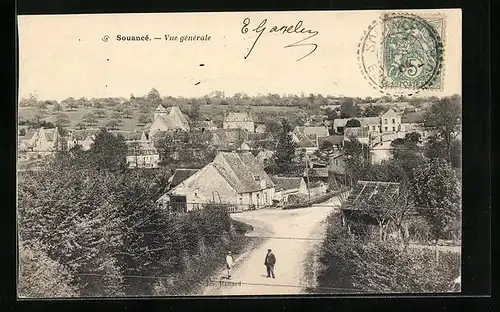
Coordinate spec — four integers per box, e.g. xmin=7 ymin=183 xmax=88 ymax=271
xmin=158 ymin=151 xmax=275 ymax=212
xmin=223 ymin=112 xmax=255 ymax=133
xmin=271 ymin=176 xmax=309 ymax=205
xmin=149 ymin=105 xmax=190 ymax=137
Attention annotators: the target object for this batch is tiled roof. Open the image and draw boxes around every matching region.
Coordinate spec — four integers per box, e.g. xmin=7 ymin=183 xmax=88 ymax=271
xmin=168 ymin=168 xmax=199 ymax=188
xmin=246 ymin=132 xmax=269 ymax=141
xmin=294 ymin=126 xmax=329 ymax=138
xmin=212 ymin=152 xmax=274 ymax=193
xmin=224 ymin=112 xmax=254 ymax=122
xmin=110 ymin=130 xmax=143 ymax=141
xmin=166 ymin=106 xmax=189 ymax=125
xmin=21 ymin=130 xmax=36 ymax=141
xmin=41 ymin=128 xmax=58 ymax=141
xmin=318 ymin=135 xmax=344 ymax=147
xmin=381 ymin=108 xmax=400 ymax=117
xmin=70 ymin=129 xmax=99 ymax=140
xmin=344 ymin=127 xmax=369 ymax=138
xmin=296 ymin=134 xmax=317 ymax=148
xmin=255 ymin=124 xmax=267 ymax=132
xmin=271 ymin=176 xmax=303 ymax=191
xmin=211 ymin=128 xmax=247 ymax=150
xmin=151 ymin=130 xmax=169 ymax=140
xmin=341 ymin=180 xmax=400 ymax=210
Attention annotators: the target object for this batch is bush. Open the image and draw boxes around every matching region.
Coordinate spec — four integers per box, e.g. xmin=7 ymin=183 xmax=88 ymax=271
xmin=317 ymin=214 xmax=460 ymax=293
xmin=18 ymin=151 xmax=251 ymax=297
xmin=18 ymin=243 xmax=78 ymax=298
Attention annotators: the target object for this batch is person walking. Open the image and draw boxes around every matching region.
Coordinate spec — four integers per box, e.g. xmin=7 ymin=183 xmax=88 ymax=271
xmin=226 ymin=251 xmax=234 ymax=279
xmin=264 ymin=249 xmax=276 ymax=278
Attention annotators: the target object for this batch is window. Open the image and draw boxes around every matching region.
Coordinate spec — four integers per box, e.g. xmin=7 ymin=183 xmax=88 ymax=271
xmin=392 ymin=127 xmax=395 ymax=131
xmin=385 ymin=127 xmax=388 ymax=131
xmin=392 ymin=118 xmax=395 ymax=124
xmin=384 ymin=119 xmax=388 ymax=124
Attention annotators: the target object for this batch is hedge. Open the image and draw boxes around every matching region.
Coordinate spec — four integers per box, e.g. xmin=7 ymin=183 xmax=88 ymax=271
xmin=282 ymin=188 xmax=350 ymax=210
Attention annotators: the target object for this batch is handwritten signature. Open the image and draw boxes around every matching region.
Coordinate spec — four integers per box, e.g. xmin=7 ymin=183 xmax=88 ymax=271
xmin=241 ymin=18 xmax=319 ymax=61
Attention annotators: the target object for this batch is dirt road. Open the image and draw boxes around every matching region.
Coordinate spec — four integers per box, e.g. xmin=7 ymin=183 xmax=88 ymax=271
xmin=202 ymin=196 xmax=341 ymax=296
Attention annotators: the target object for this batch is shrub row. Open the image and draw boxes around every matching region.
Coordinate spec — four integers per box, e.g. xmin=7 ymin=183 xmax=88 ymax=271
xmin=316 ymin=213 xmax=461 ymax=293
xmin=282 ymin=188 xmax=349 ymax=210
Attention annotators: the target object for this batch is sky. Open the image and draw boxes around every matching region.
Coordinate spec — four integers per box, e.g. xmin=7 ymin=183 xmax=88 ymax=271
xmin=18 ymin=9 xmax=461 ymax=102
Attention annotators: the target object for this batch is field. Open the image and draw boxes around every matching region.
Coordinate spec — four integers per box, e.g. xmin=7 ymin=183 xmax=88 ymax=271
xmin=18 ymin=103 xmax=308 ymax=131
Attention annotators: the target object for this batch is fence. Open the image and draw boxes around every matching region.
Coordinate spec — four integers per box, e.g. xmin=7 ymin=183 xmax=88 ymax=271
xmin=167 ymin=202 xmax=260 ymax=213
xmin=282 ymin=188 xmax=350 ymax=210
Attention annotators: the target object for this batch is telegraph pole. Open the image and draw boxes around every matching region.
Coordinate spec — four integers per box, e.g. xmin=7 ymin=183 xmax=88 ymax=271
xmin=305 ymin=154 xmax=311 ymax=201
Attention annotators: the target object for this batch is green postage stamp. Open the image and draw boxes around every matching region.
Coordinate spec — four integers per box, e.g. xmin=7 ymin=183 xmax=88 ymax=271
xmin=358 ymin=13 xmax=445 ymax=96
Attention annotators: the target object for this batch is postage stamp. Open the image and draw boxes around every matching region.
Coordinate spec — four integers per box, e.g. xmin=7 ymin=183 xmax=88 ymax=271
xmin=358 ymin=13 xmax=445 ymax=96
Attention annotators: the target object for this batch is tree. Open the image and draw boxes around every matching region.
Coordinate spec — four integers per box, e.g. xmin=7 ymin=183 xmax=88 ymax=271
xmin=340 ymin=99 xmax=358 ymax=118
xmin=123 ymin=108 xmax=133 ymax=119
xmin=52 ymin=102 xmax=63 ymax=114
xmin=363 ymin=105 xmax=386 ymax=117
xmin=80 ymin=97 xmax=92 ymax=108
xmin=94 ymin=108 xmax=107 ymax=119
xmin=425 ymin=135 xmax=461 ymax=169
xmin=55 ymin=113 xmax=70 ymax=128
xmin=111 ymin=112 xmax=122 ymax=120
xmin=75 ymin=122 xmax=87 ymax=130
xmin=390 ymin=132 xmax=425 ymax=180
xmin=62 ymin=97 xmax=78 ymax=111
xmin=106 ymin=119 xmax=121 ymax=130
xmin=19 ymin=93 xmax=38 ymax=107
xmin=345 ymin=119 xmax=361 ymax=128
xmin=272 ymin=119 xmax=297 ymax=174
xmin=188 ymin=101 xmax=201 ymax=120
xmin=147 ymin=88 xmax=162 ymax=104
xmin=412 ymin=158 xmax=461 ymax=242
xmin=424 ymin=95 xmax=461 ymax=164
xmin=18 ymin=242 xmax=78 ymax=298
xmin=138 ymin=114 xmax=151 ymax=125
xmin=89 ymin=128 xmax=128 ymax=171
xmin=82 ymin=113 xmax=98 ymax=126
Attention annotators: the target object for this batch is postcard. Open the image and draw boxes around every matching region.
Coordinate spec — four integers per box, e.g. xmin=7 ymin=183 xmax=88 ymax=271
xmin=17 ymin=9 xmax=462 ymax=298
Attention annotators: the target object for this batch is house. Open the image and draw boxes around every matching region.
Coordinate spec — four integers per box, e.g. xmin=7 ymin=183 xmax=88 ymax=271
xmin=158 ymin=151 xmax=275 ymax=212
xmin=167 ymin=168 xmax=199 ymax=189
xmin=333 ymin=117 xmax=380 ymax=134
xmin=293 ymin=126 xmax=329 ymax=140
xmin=271 ymin=176 xmax=308 ymax=205
xmin=223 ymin=112 xmax=254 ymax=133
xmin=380 ymin=108 xmax=402 ymax=133
xmin=126 ymin=145 xmax=160 ymax=169
xmin=400 ymin=111 xmax=433 ymax=139
xmin=255 ymin=149 xmax=275 ymax=167
xmin=318 ymin=135 xmax=344 ymax=151
xmin=344 ymin=127 xmax=370 ymax=145
xmin=67 ymin=129 xmax=100 ymax=151
xmin=211 ymin=128 xmax=248 ymax=151
xmin=255 ymin=124 xmax=268 ymax=134
xmin=18 ymin=130 xmax=37 ymax=152
xmin=196 ymin=119 xmax=218 ymax=132
xmin=328 ymin=152 xmax=347 ymax=175
xmin=110 ymin=130 xmax=149 ymax=144
xmin=149 ymin=105 xmax=190 ymax=137
xmin=292 ymin=132 xmax=319 ymax=155
xmin=340 ymin=180 xmax=402 ymax=233
xmin=30 ymin=127 xmax=61 ymax=153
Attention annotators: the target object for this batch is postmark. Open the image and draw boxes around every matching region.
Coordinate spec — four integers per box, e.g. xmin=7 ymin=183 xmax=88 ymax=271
xmin=358 ymin=13 xmax=445 ymax=96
